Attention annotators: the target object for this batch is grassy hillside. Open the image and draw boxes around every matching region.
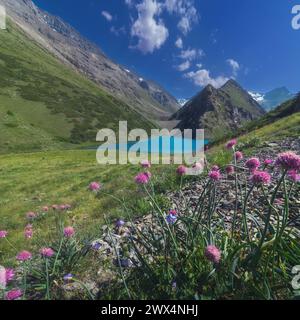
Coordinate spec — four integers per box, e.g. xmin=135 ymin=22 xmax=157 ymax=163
xmin=0 ymin=21 xmax=154 ymax=153
xmin=0 ymin=150 xmax=177 ymax=264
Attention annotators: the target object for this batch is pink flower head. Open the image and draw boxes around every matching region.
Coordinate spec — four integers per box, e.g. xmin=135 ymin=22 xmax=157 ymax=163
xmin=5 ymin=268 xmax=15 ymax=282
xmin=193 ymin=162 xmax=204 ymax=171
xmin=274 ymin=198 xmax=284 ymax=206
xmin=16 ymin=250 xmax=32 ymax=262
xmin=275 ymin=151 xmax=300 ymax=171
xmin=288 ymin=170 xmax=300 ymax=183
xmin=205 ymin=245 xmax=221 ymax=264
xmin=144 ymin=171 xmax=152 ymax=179
xmin=211 ymin=165 xmax=219 ymax=172
xmin=24 ymin=228 xmax=33 ymax=240
xmin=26 ymin=211 xmax=37 ymax=220
xmin=169 ymin=209 xmax=177 ymax=216
xmin=141 ymin=160 xmax=151 ymax=168
xmin=176 ymin=165 xmax=187 ymax=176
xmin=42 ymin=206 xmax=49 ymax=212
xmin=40 ymin=247 xmax=55 ymax=258
xmin=264 ymin=159 xmax=273 ymax=166
xmin=226 ymin=138 xmax=237 ymax=149
xmin=6 ymin=289 xmax=22 ymax=300
xmin=89 ymin=181 xmax=101 ymax=192
xmin=245 ymin=157 xmax=260 ymax=172
xmin=52 ymin=204 xmax=59 ymax=210
xmin=235 ymin=151 xmax=243 ymax=161
xmin=64 ymin=226 xmax=75 ymax=238
xmin=250 ymin=171 xmax=271 ymax=185
xmin=0 ymin=230 xmax=8 ymax=238
xmin=209 ymin=170 xmax=221 ymax=181
xmin=59 ymin=204 xmax=66 ymax=210
xmin=226 ymin=165 xmax=235 ymax=175
xmin=134 ymin=172 xmax=150 ymax=184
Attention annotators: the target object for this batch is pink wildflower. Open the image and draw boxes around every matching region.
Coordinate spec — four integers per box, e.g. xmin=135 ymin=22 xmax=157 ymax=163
xmin=6 ymin=289 xmax=22 ymax=300
xmin=250 ymin=171 xmax=271 ymax=185
xmin=40 ymin=248 xmax=55 ymax=258
xmin=275 ymin=151 xmax=300 ymax=171
xmin=288 ymin=170 xmax=300 ymax=183
xmin=26 ymin=212 xmax=37 ymax=220
xmin=5 ymin=268 xmax=15 ymax=282
xmin=209 ymin=170 xmax=221 ymax=181
xmin=226 ymin=165 xmax=235 ymax=175
xmin=42 ymin=206 xmax=49 ymax=212
xmin=176 ymin=165 xmax=187 ymax=176
xmin=205 ymin=245 xmax=221 ymax=264
xmin=169 ymin=209 xmax=177 ymax=216
xmin=16 ymin=250 xmax=32 ymax=262
xmin=226 ymin=138 xmax=237 ymax=149
xmin=141 ymin=160 xmax=151 ymax=168
xmin=193 ymin=162 xmax=204 ymax=171
xmin=64 ymin=226 xmax=75 ymax=238
xmin=211 ymin=165 xmax=219 ymax=172
xmin=52 ymin=204 xmax=59 ymax=210
xmin=264 ymin=159 xmax=273 ymax=166
xmin=89 ymin=181 xmax=101 ymax=191
xmin=0 ymin=230 xmax=8 ymax=238
xmin=245 ymin=157 xmax=260 ymax=172
xmin=235 ymin=151 xmax=243 ymax=161
xmin=24 ymin=228 xmax=33 ymax=240
xmin=135 ymin=172 xmax=150 ymax=184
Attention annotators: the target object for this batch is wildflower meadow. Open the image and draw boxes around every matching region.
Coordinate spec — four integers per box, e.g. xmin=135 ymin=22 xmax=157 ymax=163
xmin=0 ymin=140 xmax=300 ymax=300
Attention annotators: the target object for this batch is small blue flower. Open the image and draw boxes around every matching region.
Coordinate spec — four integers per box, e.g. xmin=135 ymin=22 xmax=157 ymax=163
xmin=166 ymin=214 xmax=177 ymax=225
xmin=63 ymin=273 xmax=74 ymax=282
xmin=91 ymin=242 xmax=102 ymax=250
xmin=116 ymin=219 xmax=125 ymax=228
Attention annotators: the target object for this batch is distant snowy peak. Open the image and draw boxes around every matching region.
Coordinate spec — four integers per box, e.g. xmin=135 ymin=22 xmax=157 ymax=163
xmin=248 ymin=91 xmax=265 ymax=103
xmin=249 ymin=87 xmax=294 ymax=111
xmin=178 ymin=98 xmax=189 ymax=107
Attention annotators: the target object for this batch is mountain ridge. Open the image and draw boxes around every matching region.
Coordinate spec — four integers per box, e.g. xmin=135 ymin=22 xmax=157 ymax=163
xmin=1 ymin=0 xmax=180 ymax=120
xmin=171 ymin=79 xmax=265 ymax=140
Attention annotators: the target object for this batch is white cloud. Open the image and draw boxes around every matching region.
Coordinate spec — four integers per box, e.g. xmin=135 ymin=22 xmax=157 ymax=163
xmin=227 ymin=59 xmax=240 ymax=77
xmin=110 ymin=26 xmax=126 ymax=36
xmin=179 ymin=48 xmax=204 ymax=61
xmin=175 ymin=37 xmax=183 ymax=48
xmin=164 ymin=0 xmax=198 ymax=34
xmin=185 ymin=68 xmax=229 ymax=88
xmin=176 ymin=60 xmax=190 ymax=71
xmin=101 ymin=11 xmax=113 ymax=22
xmin=131 ymin=0 xmax=169 ymax=54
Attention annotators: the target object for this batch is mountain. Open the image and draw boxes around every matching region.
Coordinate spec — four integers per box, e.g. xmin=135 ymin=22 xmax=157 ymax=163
xmin=249 ymin=87 xmax=294 ymax=111
xmin=1 ymin=0 xmax=179 ymax=120
xmin=171 ymin=80 xmax=265 ymax=140
xmin=244 ymin=93 xmax=300 ymax=132
xmin=178 ymin=98 xmax=189 ymax=107
xmin=0 ymin=20 xmax=155 ymax=153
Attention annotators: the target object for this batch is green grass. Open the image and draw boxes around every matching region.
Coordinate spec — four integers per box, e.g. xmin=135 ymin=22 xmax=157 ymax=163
xmin=0 ymin=21 xmax=154 ymax=153
xmin=0 ymin=150 xmax=177 ymax=264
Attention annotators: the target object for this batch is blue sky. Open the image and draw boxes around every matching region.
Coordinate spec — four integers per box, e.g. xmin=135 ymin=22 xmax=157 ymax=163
xmin=34 ymin=0 xmax=300 ymax=99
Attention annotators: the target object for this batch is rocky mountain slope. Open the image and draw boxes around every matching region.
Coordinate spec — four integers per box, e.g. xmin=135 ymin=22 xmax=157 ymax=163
xmin=1 ymin=0 xmax=179 ymax=120
xmin=243 ymin=93 xmax=300 ymax=132
xmin=171 ymin=79 xmax=265 ymax=140
xmin=0 ymin=21 xmax=154 ymax=153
